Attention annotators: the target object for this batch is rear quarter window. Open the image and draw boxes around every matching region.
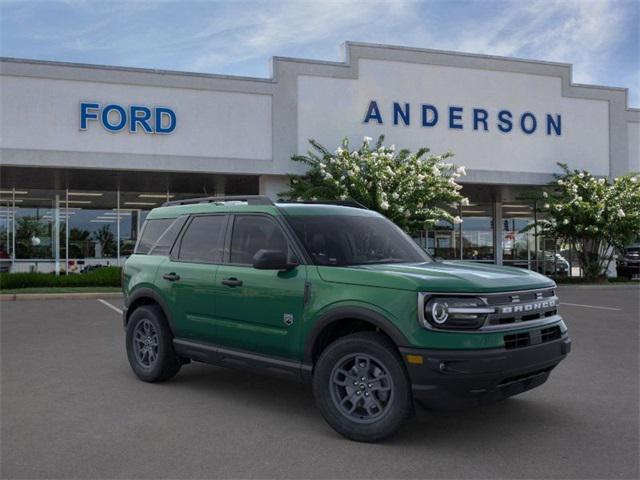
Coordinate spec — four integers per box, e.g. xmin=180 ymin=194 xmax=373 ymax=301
xmin=135 ymin=217 xmax=186 ymax=255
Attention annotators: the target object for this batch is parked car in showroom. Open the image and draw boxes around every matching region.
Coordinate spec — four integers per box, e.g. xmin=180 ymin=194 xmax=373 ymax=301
xmin=617 ymin=243 xmax=640 ymax=280
xmin=121 ymin=196 xmax=571 ymax=442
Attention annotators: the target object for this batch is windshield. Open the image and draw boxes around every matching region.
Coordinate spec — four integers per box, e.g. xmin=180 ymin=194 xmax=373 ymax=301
xmin=285 ymin=214 xmax=431 ymax=266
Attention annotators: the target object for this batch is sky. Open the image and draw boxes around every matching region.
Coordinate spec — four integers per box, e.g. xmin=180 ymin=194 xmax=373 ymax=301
xmin=1 ymin=0 xmax=639 ymax=106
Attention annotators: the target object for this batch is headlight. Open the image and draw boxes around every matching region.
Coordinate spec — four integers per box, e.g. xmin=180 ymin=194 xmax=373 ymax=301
xmin=420 ymin=296 xmax=494 ymax=330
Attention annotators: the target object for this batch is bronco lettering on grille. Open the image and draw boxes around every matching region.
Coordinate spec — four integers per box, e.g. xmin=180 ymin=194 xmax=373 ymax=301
xmin=500 ymin=298 xmax=556 ymax=315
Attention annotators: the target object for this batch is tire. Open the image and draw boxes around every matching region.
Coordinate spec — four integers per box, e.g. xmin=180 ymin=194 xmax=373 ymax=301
xmin=126 ymin=305 xmax=181 ymax=382
xmin=313 ymin=332 xmax=413 ymax=442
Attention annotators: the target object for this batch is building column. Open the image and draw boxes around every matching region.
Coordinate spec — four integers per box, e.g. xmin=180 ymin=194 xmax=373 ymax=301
xmin=259 ymin=175 xmax=289 ymax=200
xmin=54 ymin=194 xmax=60 ymax=275
xmin=494 ymin=200 xmax=503 ymax=266
xmin=214 ymin=176 xmax=226 ymax=196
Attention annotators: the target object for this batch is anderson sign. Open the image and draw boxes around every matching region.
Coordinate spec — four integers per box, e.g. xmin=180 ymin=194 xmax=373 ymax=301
xmin=363 ymin=100 xmax=562 ymax=136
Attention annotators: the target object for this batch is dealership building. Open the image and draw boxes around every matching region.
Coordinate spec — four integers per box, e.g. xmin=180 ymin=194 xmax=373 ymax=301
xmin=1 ymin=42 xmax=638 ymax=273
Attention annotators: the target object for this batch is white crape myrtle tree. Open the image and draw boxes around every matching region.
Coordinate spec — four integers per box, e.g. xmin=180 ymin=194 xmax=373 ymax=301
xmin=282 ymin=135 xmax=469 ymax=233
xmin=536 ymin=163 xmax=640 ymax=280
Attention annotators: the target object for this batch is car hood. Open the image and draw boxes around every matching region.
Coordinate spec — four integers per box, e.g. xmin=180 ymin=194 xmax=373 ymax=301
xmin=316 ymin=261 xmax=555 ymax=293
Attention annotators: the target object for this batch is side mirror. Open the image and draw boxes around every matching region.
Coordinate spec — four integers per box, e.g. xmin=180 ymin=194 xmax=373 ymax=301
xmin=252 ymin=249 xmax=298 ymax=271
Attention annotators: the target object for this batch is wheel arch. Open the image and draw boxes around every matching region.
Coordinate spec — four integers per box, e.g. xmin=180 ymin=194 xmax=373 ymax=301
xmin=304 ymin=306 xmax=409 ymax=365
xmin=125 ymin=287 xmax=175 ymax=334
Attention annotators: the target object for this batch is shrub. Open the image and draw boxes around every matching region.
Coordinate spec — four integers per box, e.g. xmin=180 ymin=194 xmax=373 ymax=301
xmin=535 ymin=164 xmax=640 ymax=281
xmin=0 ymin=267 xmax=121 ymax=290
xmin=282 ymin=135 xmax=468 ymax=233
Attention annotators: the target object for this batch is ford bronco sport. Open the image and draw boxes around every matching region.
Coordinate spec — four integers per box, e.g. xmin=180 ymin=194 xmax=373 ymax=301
xmin=122 ymin=196 xmax=571 ymax=442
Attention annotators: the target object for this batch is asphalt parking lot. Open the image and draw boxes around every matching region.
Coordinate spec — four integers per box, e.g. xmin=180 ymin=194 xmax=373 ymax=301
xmin=1 ymin=286 xmax=638 ymax=479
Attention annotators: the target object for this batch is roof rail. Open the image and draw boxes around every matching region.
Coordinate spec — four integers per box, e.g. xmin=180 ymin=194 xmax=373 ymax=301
xmin=277 ymin=199 xmax=369 ymax=210
xmin=162 ymin=195 xmax=274 ymax=207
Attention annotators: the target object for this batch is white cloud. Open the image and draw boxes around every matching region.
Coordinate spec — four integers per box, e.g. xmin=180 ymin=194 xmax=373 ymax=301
xmin=180 ymin=0 xmax=634 ymax=93
xmin=184 ymin=0 xmax=418 ymax=72
xmin=1 ymin=0 xmax=636 ymax=102
xmin=430 ymin=0 xmax=630 ymax=86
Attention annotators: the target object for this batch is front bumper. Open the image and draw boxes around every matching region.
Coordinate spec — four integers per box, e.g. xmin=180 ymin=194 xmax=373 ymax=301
xmin=400 ymin=334 xmax=571 ymax=409
xmin=617 ymin=262 xmax=640 ymax=276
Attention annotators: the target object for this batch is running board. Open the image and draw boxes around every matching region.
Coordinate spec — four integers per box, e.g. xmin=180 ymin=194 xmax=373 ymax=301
xmin=173 ymin=338 xmax=312 ymax=383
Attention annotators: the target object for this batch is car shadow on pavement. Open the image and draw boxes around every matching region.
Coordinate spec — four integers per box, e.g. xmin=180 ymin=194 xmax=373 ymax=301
xmin=159 ymin=362 xmax=574 ymax=445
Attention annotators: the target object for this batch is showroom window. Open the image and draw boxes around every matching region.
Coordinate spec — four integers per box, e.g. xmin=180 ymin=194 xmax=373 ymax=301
xmin=461 ymin=203 xmax=494 ymax=262
xmin=501 ymin=202 xmax=535 ymax=268
xmin=0 ymin=188 xmax=176 ymax=273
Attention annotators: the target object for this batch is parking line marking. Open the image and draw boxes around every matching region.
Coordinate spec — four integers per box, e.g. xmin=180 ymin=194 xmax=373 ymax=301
xmin=561 ymin=302 xmax=621 ymax=311
xmin=98 ymin=299 xmax=123 ymax=315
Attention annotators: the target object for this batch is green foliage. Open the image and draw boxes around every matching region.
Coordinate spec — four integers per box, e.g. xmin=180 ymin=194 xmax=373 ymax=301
xmin=92 ymin=225 xmax=117 ymax=257
xmin=281 ymin=135 xmax=468 ymax=233
xmin=535 ymin=163 xmax=640 ymax=280
xmin=0 ymin=267 xmax=121 ymax=290
xmin=15 ymin=216 xmax=50 ymax=259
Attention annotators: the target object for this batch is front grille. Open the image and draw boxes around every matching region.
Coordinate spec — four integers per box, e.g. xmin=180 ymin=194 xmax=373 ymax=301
xmin=504 ymin=325 xmax=562 ymax=350
xmin=485 ymin=288 xmax=558 ymax=326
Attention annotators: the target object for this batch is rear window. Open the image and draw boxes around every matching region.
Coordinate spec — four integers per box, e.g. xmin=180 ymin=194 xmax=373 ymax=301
xmin=135 ymin=217 xmax=186 ymax=255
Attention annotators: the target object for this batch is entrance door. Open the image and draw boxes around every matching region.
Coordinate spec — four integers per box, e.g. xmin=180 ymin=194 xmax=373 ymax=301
xmin=213 ymin=214 xmax=306 ymax=360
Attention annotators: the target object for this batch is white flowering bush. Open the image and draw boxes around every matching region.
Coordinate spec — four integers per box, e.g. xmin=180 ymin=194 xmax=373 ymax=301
xmin=536 ymin=163 xmax=640 ymax=280
xmin=281 ymin=135 xmax=468 ymax=232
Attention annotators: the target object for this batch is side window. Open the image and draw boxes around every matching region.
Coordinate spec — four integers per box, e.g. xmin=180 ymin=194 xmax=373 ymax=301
xmin=178 ymin=215 xmax=226 ymax=263
xmin=135 ymin=217 xmax=184 ymax=255
xmin=149 ymin=216 xmax=187 ymax=255
xmin=229 ymin=216 xmax=293 ymax=265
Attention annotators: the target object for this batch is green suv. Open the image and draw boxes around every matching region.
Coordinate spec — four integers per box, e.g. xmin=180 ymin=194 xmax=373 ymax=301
xmin=122 ymin=196 xmax=571 ymax=442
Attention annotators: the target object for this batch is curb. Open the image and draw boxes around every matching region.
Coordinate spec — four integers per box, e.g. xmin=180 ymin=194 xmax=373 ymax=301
xmin=556 ymin=283 xmax=640 ymax=289
xmin=0 ymin=292 xmax=123 ymax=301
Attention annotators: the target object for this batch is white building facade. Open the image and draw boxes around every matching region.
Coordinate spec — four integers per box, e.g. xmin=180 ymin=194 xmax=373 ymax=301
xmin=1 ymin=42 xmax=638 ymax=273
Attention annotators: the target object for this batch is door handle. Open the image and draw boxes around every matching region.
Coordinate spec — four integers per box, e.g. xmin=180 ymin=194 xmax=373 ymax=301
xmin=162 ymin=272 xmax=181 ymax=282
xmin=221 ymin=277 xmax=243 ymax=287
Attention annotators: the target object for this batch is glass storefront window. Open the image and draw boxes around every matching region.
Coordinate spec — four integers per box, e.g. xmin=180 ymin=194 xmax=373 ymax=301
xmin=429 ymin=219 xmax=458 ymax=259
xmin=0 ymin=185 xmax=566 ymax=275
xmin=65 ymin=190 xmax=118 ymax=272
xmin=14 ymin=189 xmax=63 ymax=261
xmin=0 ymin=176 xmax=262 ymax=274
xmin=502 ymin=202 xmax=535 ymax=269
xmin=461 ymin=204 xmax=494 ymax=261
xmin=119 ymin=191 xmax=170 ymax=258
xmin=0 ymin=197 xmax=14 ymax=271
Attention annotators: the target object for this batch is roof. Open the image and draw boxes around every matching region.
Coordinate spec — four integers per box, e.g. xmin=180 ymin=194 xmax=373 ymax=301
xmin=146 ymin=198 xmax=380 ymax=220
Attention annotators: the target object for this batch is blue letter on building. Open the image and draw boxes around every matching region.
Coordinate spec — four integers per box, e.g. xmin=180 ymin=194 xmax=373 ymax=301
xmin=393 ymin=102 xmax=410 ymax=126
xmin=364 ymin=101 xmax=383 ymax=124
xmin=130 ymin=106 xmax=153 ymax=133
xmin=546 ymin=114 xmax=561 ymax=136
xmin=101 ymin=104 xmax=127 ymax=132
xmin=421 ymin=105 xmax=438 ymax=127
xmin=449 ymin=106 xmax=463 ymax=129
xmin=497 ymin=110 xmax=513 ymax=133
xmin=80 ymin=103 xmax=100 ymax=130
xmin=473 ymin=108 xmax=489 ymax=131
xmin=155 ymin=107 xmax=176 ymax=134
xmin=520 ymin=112 xmax=537 ymax=134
